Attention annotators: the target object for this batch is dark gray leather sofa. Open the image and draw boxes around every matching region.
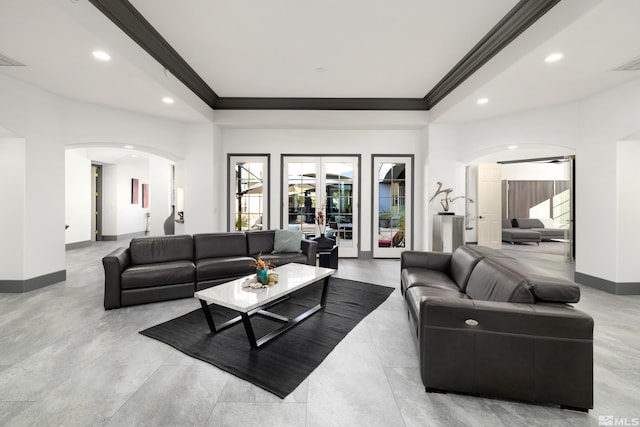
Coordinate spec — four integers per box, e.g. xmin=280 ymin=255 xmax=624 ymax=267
xmin=502 ymin=219 xmax=541 ymax=244
xmin=401 ymin=245 xmax=593 ymax=411
xmin=512 ymin=218 xmax=566 ymax=241
xmin=103 ymin=231 xmax=317 ymax=309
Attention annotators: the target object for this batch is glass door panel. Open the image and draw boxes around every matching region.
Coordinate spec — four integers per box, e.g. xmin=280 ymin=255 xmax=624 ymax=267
xmin=286 ymin=161 xmax=317 ymax=235
xmin=323 ymin=161 xmax=355 ymax=254
xmin=229 ymin=156 xmax=269 ymax=231
xmin=373 ymin=157 xmax=412 ymax=258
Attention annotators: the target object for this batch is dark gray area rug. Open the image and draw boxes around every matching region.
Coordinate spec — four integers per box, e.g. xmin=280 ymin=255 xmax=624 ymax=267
xmin=140 ymin=278 xmax=394 ymax=398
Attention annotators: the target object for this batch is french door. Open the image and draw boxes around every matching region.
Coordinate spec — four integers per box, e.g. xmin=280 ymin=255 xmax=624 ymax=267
xmin=373 ymin=156 xmax=412 ymax=258
xmin=283 ymin=156 xmax=359 ymax=257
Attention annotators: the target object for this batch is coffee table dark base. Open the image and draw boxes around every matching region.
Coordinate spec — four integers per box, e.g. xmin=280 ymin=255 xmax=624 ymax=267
xmin=199 ymin=276 xmax=331 ymax=349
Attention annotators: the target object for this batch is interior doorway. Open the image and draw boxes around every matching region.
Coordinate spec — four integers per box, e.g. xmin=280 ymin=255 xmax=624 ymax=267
xmin=91 ymin=164 xmax=103 ymax=241
xmin=498 ymin=155 xmax=574 ymax=260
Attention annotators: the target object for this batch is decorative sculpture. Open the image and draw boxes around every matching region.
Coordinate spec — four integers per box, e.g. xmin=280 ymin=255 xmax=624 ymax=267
xmin=429 ymin=182 xmax=474 ymax=212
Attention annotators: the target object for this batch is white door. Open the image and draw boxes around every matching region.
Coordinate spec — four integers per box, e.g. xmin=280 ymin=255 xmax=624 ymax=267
xmin=477 ymin=163 xmax=502 ymax=249
xmin=373 ymin=157 xmax=411 ymax=258
xmin=283 ymin=156 xmax=359 ymax=257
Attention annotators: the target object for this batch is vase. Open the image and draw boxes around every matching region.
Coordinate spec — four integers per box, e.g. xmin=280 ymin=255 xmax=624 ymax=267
xmin=256 ymin=268 xmax=269 ymax=285
xmin=314 ymin=233 xmax=335 ymax=250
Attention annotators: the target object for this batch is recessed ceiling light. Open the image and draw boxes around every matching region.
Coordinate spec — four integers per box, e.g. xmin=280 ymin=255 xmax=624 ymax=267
xmin=544 ymin=53 xmax=563 ymax=63
xmin=92 ymin=50 xmax=111 ymax=61
xmin=476 ymin=98 xmax=489 ymax=105
xmin=162 ymin=97 xmax=175 ymax=104
xmin=315 ymin=67 xmax=326 ymax=73
xmin=124 ymin=145 xmax=134 ymax=149
xmin=131 ymin=154 xmax=138 ymax=158
xmin=508 ymin=145 xmax=518 ymax=150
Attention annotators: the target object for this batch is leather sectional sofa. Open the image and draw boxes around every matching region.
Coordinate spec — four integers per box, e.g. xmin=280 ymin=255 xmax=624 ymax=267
xmin=511 ymin=218 xmax=567 ymax=241
xmin=102 ymin=231 xmax=317 ymax=309
xmin=400 ymin=245 xmax=593 ymax=411
xmin=501 ymin=219 xmax=542 ymax=244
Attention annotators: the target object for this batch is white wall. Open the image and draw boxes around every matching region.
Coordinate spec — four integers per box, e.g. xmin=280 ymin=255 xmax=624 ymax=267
xmin=148 ymin=157 xmax=173 ymax=236
xmin=0 ymin=138 xmax=26 ymax=281
xmin=220 ymin=127 xmax=424 ymax=252
xmin=65 ymin=149 xmax=92 ymax=244
xmin=456 ymin=76 xmax=640 ymax=285
xmin=501 ymin=161 xmax=569 ymax=181
xmin=616 ymin=140 xmax=640 ymax=282
xmin=425 ymin=125 xmax=467 ymax=249
xmin=0 ymin=74 xmax=66 ymax=281
xmin=178 ymin=123 xmax=217 ymax=235
xmin=0 ymin=73 xmax=210 ymax=284
xmin=576 ymin=78 xmax=640 ymax=283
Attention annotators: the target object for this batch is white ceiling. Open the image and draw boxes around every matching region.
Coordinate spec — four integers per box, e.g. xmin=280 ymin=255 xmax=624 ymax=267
xmin=1 ymin=0 xmax=639 ymax=126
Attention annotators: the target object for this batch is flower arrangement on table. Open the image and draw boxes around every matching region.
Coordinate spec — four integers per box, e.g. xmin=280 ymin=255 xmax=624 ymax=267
xmin=316 ymin=206 xmax=326 ymax=235
xmin=244 ymin=254 xmax=279 ymax=289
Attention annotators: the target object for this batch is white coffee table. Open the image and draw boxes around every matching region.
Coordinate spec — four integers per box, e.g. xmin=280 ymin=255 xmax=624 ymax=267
xmin=194 ymin=263 xmax=335 ymax=348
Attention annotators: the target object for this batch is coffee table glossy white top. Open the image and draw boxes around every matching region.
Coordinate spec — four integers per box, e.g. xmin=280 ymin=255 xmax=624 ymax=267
xmin=194 ymin=263 xmax=335 ymax=313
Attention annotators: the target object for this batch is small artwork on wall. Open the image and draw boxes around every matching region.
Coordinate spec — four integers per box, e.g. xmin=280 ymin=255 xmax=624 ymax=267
xmin=142 ymin=183 xmax=149 ymax=208
xmin=131 ymin=178 xmax=139 ymax=204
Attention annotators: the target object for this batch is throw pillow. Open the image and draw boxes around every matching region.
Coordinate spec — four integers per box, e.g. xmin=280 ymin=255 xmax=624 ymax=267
xmin=272 ymin=229 xmax=303 ymax=253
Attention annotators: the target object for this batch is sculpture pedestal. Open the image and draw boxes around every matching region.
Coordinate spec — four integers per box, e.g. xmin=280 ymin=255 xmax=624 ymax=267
xmin=432 ymin=214 xmax=464 ymax=253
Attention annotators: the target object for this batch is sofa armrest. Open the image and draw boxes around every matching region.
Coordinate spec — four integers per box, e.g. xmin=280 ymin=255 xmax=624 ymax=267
xmin=401 ymin=250 xmax=452 ymax=272
xmin=419 ymin=297 xmax=593 ymax=409
xmin=102 ymin=247 xmax=130 ymax=310
xmin=301 ymin=239 xmax=318 ymax=266
xmin=420 ymin=297 xmax=593 ymax=339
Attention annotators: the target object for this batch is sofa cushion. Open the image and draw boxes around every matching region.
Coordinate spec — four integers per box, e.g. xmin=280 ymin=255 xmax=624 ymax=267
xmin=121 ymin=261 xmax=195 ymax=289
xmin=450 ymin=246 xmax=484 ymax=292
xmin=512 ymin=218 xmax=545 ymax=229
xmin=193 ymin=233 xmax=248 ymax=260
xmin=195 ymin=256 xmax=256 ymax=282
xmin=401 ymin=267 xmax=460 ymax=295
xmin=272 ymin=229 xmax=303 ymax=253
xmin=130 ymin=235 xmax=193 ymax=266
xmin=246 ymin=230 xmax=276 ymax=256
xmin=465 ymin=258 xmax=535 ymax=303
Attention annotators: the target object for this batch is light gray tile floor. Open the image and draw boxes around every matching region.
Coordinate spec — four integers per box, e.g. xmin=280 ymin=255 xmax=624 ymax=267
xmin=0 ymin=240 xmax=638 ymax=426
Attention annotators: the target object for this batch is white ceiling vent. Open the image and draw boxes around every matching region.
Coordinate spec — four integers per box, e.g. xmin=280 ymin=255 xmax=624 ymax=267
xmin=0 ymin=52 xmax=25 ymax=66
xmin=613 ymin=55 xmax=640 ymax=71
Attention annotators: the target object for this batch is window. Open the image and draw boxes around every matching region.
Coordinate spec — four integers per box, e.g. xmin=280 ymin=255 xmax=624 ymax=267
xmin=228 ymin=155 xmax=269 ymax=231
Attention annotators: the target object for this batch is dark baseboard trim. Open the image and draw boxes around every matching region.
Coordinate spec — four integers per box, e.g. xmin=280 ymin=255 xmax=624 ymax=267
xmin=102 ymin=231 xmax=146 ymax=241
xmin=66 ymin=240 xmax=92 ymax=250
xmin=0 ymin=270 xmax=66 ymax=293
xmin=466 ymin=241 xmax=478 ymax=245
xmin=574 ymin=272 xmax=640 ymax=295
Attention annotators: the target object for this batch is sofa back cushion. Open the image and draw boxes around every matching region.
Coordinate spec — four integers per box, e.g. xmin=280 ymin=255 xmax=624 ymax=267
xmin=466 ymin=258 xmax=535 ymax=303
xmin=450 ymin=246 xmax=484 ymax=292
xmin=502 ymin=219 xmax=513 ymax=228
xmin=513 ymin=218 xmax=545 ymax=229
xmin=130 ymin=235 xmax=193 ymax=266
xmin=246 ymin=230 xmax=276 ymax=256
xmin=488 ymin=257 xmax=580 ymax=303
xmin=193 ymin=233 xmax=248 ymax=260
